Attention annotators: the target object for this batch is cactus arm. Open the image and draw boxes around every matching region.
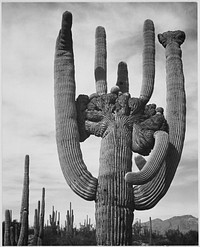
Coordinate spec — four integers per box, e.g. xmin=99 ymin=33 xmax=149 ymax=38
xmin=116 ymin=61 xmax=129 ymax=93
xmin=133 ymin=163 xmax=166 ymax=210
xmin=133 ymin=31 xmax=186 ymax=210
xmin=140 ymin=19 xmax=155 ymax=103
xmin=95 ymin=26 xmax=107 ymax=94
xmin=54 ymin=11 xmax=98 ymax=201
xmin=159 ymin=30 xmax=186 ymax=174
xmin=125 ymin=130 xmax=169 ymax=185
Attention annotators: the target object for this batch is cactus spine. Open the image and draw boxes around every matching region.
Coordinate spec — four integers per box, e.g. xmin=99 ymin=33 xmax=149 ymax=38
xmin=54 ymin=11 xmax=186 ymax=245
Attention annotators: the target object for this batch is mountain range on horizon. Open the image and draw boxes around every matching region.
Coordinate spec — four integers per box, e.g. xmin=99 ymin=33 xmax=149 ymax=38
xmin=140 ymin=215 xmax=198 ymax=235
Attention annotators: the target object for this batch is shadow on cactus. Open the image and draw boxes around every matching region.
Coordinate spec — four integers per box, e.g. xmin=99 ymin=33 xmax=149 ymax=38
xmin=54 ymin=11 xmax=186 ymax=245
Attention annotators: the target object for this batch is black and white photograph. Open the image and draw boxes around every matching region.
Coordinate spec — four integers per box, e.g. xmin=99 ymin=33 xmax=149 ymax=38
xmin=1 ymin=1 xmax=198 ymax=245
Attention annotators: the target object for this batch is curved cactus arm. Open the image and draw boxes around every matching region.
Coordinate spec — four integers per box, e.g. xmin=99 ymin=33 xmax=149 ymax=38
xmin=140 ymin=19 xmax=155 ymax=103
xmin=116 ymin=61 xmax=129 ymax=93
xmin=133 ymin=30 xmax=186 ymax=210
xmin=95 ymin=26 xmax=107 ymax=94
xmin=158 ymin=30 xmax=186 ymax=172
xmin=54 ymin=11 xmax=98 ymax=201
xmin=133 ymin=162 xmax=167 ymax=210
xmin=125 ymin=131 xmax=169 ymax=185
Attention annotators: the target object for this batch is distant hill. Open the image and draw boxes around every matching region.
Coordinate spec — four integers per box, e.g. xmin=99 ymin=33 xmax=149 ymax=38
xmin=141 ymin=215 xmax=198 ymax=235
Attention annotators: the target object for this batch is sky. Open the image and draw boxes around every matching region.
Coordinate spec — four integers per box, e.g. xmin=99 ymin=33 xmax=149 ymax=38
xmin=1 ymin=1 xmax=198 ymax=228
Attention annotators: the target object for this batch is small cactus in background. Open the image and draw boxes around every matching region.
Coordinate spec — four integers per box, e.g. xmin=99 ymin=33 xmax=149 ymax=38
xmin=3 ymin=212 xmax=21 ymax=246
xmin=18 ymin=155 xmax=29 ymax=246
xmin=3 ymin=156 xmax=46 ymax=246
xmin=32 ymin=209 xmax=39 ymax=245
xmin=31 ymin=187 xmax=45 ymax=246
xmin=38 ymin=187 xmax=45 ymax=245
xmin=54 ymin=11 xmax=186 ymax=245
xmin=49 ymin=206 xmax=58 ymax=233
xmin=4 ymin=210 xmax=11 ymax=246
xmin=65 ymin=202 xmax=74 ymax=235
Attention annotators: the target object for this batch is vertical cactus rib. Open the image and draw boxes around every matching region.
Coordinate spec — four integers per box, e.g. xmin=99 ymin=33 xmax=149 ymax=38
xmin=140 ymin=19 xmax=155 ymax=103
xmin=133 ymin=31 xmax=186 ymax=209
xmin=116 ymin=61 xmax=129 ymax=93
xmin=125 ymin=130 xmax=169 ymax=185
xmin=4 ymin=210 xmax=11 ymax=246
xmin=95 ymin=26 xmax=107 ymax=94
xmin=54 ymin=11 xmax=98 ymax=201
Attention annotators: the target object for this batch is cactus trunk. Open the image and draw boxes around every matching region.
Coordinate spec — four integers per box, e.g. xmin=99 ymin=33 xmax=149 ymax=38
xmin=95 ymin=121 xmax=134 ymax=245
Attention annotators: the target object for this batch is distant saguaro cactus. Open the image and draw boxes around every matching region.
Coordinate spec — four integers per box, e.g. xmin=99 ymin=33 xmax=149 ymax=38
xmin=54 ymin=11 xmax=186 ymax=245
xmin=38 ymin=187 xmax=45 ymax=245
xmin=4 ymin=210 xmax=11 ymax=246
xmin=18 ymin=155 xmax=29 ymax=246
xmin=31 ymin=188 xmax=45 ymax=246
xmin=65 ymin=202 xmax=74 ymax=235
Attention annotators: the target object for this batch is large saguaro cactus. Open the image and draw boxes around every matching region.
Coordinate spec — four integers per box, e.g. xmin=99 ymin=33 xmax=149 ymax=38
xmin=54 ymin=11 xmax=186 ymax=245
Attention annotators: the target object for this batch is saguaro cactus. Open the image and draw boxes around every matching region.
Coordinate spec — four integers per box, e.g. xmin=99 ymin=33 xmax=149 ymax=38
xmin=4 ymin=210 xmax=11 ymax=246
xmin=18 ymin=155 xmax=29 ymax=246
xmin=65 ymin=202 xmax=74 ymax=234
xmin=54 ymin=11 xmax=186 ymax=245
xmin=38 ymin=187 xmax=45 ymax=245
